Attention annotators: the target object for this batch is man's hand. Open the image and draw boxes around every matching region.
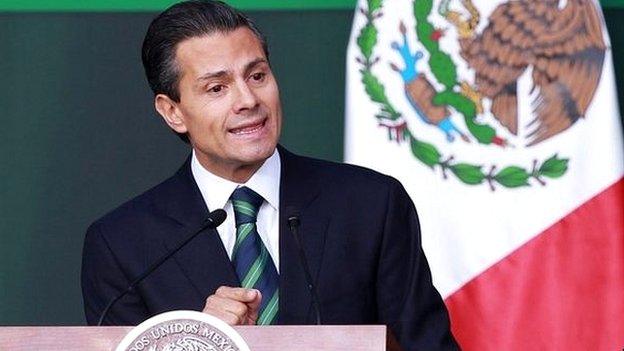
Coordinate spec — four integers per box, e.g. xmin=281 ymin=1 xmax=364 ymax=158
xmin=202 ymin=286 xmax=262 ymax=325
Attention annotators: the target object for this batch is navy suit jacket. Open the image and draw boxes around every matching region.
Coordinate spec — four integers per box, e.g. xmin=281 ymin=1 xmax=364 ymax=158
xmin=82 ymin=147 xmax=458 ymax=350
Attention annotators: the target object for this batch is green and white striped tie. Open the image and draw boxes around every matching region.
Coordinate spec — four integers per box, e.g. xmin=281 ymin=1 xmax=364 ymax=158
xmin=231 ymin=186 xmax=279 ymax=325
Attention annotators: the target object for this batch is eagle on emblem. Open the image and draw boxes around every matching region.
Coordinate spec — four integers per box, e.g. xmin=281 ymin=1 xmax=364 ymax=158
xmin=161 ymin=336 xmax=218 ymax=351
xmin=446 ymin=0 xmax=607 ymax=145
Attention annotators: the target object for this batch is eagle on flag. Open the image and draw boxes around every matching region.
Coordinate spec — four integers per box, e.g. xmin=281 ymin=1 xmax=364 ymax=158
xmin=445 ymin=0 xmax=607 ymax=145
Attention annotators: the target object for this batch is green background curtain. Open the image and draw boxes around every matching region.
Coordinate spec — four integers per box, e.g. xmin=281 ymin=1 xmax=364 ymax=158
xmin=0 ymin=0 xmax=623 ymax=10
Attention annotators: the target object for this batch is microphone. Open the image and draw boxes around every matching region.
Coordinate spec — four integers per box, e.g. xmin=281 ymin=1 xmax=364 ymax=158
xmin=97 ymin=209 xmax=227 ymax=326
xmin=287 ymin=215 xmax=322 ymax=325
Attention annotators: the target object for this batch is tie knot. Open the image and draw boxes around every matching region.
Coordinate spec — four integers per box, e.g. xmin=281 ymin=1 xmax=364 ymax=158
xmin=230 ymin=186 xmax=264 ymax=226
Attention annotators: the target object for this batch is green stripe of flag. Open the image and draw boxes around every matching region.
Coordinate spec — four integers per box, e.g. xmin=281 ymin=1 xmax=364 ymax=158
xmin=258 ymin=291 xmax=279 ymax=325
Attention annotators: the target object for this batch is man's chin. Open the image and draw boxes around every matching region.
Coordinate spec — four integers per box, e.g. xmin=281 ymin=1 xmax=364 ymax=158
xmin=231 ymin=143 xmax=276 ymax=164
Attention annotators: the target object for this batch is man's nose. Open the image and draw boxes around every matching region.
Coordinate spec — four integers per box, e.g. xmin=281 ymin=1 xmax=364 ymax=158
xmin=232 ymin=81 xmax=259 ymax=112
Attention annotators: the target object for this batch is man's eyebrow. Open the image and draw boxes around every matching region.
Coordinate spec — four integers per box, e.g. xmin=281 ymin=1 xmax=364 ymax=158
xmin=195 ymin=58 xmax=268 ymax=83
xmin=243 ymin=58 xmax=269 ymax=75
xmin=197 ymin=69 xmax=229 ymax=82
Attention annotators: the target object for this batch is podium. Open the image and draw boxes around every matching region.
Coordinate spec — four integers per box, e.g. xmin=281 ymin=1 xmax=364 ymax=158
xmin=0 ymin=325 xmax=387 ymax=350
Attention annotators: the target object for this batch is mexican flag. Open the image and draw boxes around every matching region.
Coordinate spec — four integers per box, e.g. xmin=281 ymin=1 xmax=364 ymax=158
xmin=345 ymin=0 xmax=624 ymax=349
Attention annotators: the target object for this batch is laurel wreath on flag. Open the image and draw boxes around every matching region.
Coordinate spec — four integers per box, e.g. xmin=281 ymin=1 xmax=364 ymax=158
xmin=355 ymin=0 xmax=569 ymax=190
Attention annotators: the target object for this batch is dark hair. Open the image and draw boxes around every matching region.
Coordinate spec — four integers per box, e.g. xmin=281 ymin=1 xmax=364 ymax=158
xmin=141 ymin=1 xmax=269 ymax=142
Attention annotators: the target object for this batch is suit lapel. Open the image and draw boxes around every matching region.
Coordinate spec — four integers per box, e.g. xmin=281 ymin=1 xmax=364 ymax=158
xmin=160 ymin=157 xmax=239 ymax=299
xmin=278 ymin=146 xmax=329 ymax=324
xmin=156 ymin=149 xmax=329 ymax=323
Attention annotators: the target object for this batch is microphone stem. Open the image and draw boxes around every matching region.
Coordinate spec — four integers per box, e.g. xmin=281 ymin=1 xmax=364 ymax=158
xmin=97 ymin=211 xmax=225 ymax=326
xmin=288 ymin=217 xmax=322 ymax=325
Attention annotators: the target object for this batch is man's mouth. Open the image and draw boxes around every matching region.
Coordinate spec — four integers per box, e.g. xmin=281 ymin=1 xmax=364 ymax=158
xmin=229 ymin=118 xmax=267 ymax=135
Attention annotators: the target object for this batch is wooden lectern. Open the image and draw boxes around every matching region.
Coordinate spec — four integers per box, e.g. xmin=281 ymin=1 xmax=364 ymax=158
xmin=0 ymin=325 xmax=387 ymax=350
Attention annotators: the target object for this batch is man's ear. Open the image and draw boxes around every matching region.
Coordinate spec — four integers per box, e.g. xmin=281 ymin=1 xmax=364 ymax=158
xmin=154 ymin=94 xmax=188 ymax=134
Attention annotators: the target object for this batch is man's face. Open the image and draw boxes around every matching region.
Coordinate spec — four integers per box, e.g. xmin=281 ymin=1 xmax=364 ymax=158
xmin=162 ymin=27 xmax=282 ymax=181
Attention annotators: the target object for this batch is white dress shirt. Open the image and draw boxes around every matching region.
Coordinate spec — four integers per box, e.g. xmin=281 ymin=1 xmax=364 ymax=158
xmin=191 ymin=149 xmax=281 ymax=272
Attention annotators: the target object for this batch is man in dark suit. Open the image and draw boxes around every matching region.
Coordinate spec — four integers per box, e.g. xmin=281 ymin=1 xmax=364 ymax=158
xmin=81 ymin=1 xmax=458 ymax=349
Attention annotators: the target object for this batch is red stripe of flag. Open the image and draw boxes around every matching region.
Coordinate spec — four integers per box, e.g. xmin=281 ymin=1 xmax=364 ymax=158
xmin=445 ymin=177 xmax=624 ymax=350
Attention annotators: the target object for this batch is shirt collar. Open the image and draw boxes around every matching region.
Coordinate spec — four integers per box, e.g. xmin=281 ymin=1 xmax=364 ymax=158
xmin=191 ymin=149 xmax=281 ymax=211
